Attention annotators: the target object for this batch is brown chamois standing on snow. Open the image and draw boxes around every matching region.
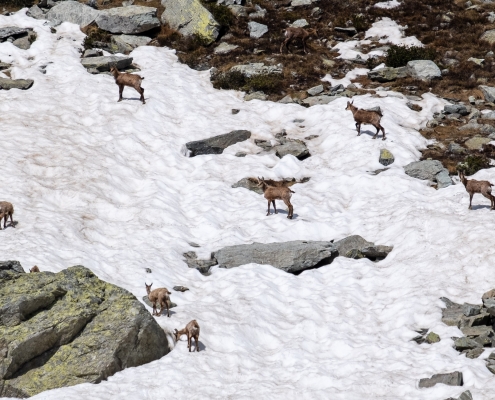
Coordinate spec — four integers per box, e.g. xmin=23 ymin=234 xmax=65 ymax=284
xmin=458 ymin=170 xmax=495 ymax=210
xmin=0 ymin=201 xmax=14 ymax=230
xmin=30 ymin=265 xmax=40 ymax=273
xmin=280 ymin=27 xmax=317 ymax=54
xmin=145 ymin=283 xmax=172 ymax=317
xmin=345 ymin=101 xmax=386 ymax=140
xmin=257 ymin=177 xmax=294 ymax=219
xmin=110 ymin=66 xmax=145 ymax=104
xmin=174 ymin=320 xmax=200 ymax=352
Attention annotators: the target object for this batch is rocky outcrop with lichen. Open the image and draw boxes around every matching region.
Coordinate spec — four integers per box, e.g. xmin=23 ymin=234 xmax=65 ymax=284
xmin=0 ymin=262 xmax=169 ymax=398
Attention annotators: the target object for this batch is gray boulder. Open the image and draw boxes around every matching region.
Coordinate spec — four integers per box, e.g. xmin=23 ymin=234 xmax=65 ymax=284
xmin=291 ymin=19 xmax=309 ymax=28
xmin=230 ymin=63 xmax=282 ymax=78
xmin=81 ymin=55 xmax=133 ymax=72
xmin=368 ymin=67 xmax=407 ymax=83
xmin=291 ymin=0 xmax=313 ymax=6
xmin=0 ymin=264 xmax=169 ymax=398
xmin=404 ymin=160 xmax=453 ymax=188
xmin=161 ymin=0 xmax=220 ymax=44
xmin=307 ymin=84 xmax=324 ymax=96
xmin=444 ymin=104 xmax=469 ymax=115
xmin=214 ymin=42 xmax=239 ymax=54
xmin=479 ymin=85 xmax=495 ymax=103
xmin=0 ymin=78 xmax=34 ymax=90
xmin=274 ymin=139 xmax=310 ymax=160
xmin=334 ymin=26 xmax=357 ymax=36
xmin=183 ymin=130 xmax=251 ymax=157
xmin=83 ymin=49 xmax=103 ymax=58
xmin=213 ymin=241 xmax=338 ymax=274
xmin=183 ymin=251 xmax=218 ymax=274
xmin=46 ymin=2 xmax=100 ymax=28
xmin=27 ymin=5 xmax=45 ymax=20
xmin=96 ymin=6 xmax=160 ymax=34
xmin=379 ymin=149 xmax=394 ymax=166
xmin=248 ymin=21 xmax=268 ymax=38
xmin=454 ymin=337 xmax=481 ymax=351
xmin=333 ymin=235 xmax=393 ymax=260
xmin=448 ymin=143 xmax=466 ymax=155
xmin=111 ymin=34 xmax=151 ymax=54
xmin=464 ymin=136 xmax=491 ymax=150
xmin=406 ymin=60 xmax=442 ymax=81
xmin=0 ymin=27 xmax=29 ymax=41
xmin=418 ymin=371 xmax=463 ymax=388
xmin=481 ymin=29 xmax=495 ymax=45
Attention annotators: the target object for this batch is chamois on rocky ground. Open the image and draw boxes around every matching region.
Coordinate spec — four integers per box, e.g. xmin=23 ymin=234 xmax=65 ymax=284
xmin=110 ymin=66 xmax=145 ymax=104
xmin=257 ymin=177 xmax=294 ymax=219
xmin=145 ymin=283 xmax=172 ymax=317
xmin=280 ymin=27 xmax=317 ymax=54
xmin=174 ymin=320 xmax=200 ymax=352
xmin=459 ymin=170 xmax=495 ymax=210
xmin=345 ymin=101 xmax=386 ymax=140
xmin=30 ymin=266 xmax=40 ymax=272
xmin=0 ymin=201 xmax=14 ymax=230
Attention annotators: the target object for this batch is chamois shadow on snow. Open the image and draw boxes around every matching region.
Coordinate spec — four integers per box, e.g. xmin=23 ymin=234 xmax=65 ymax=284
xmin=358 ymin=129 xmax=383 ymax=138
xmin=174 ymin=339 xmax=206 ymax=352
xmin=470 ymin=204 xmax=493 ymax=210
xmin=269 ymin=209 xmax=299 ymax=219
xmin=119 ymin=96 xmax=148 ymax=103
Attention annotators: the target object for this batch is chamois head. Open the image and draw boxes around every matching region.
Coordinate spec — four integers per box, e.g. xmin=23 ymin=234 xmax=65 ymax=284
xmin=256 ymin=177 xmax=268 ymax=189
xmin=173 ymin=328 xmax=180 ymax=341
xmin=307 ymin=27 xmax=318 ymax=36
xmin=145 ymin=282 xmax=153 ymax=294
xmin=109 ymin=65 xmax=119 ymax=77
xmin=345 ymin=101 xmax=355 ymax=111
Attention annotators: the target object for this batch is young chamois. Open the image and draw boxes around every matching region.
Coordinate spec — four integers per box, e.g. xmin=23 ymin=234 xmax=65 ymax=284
xmin=280 ymin=27 xmax=317 ymax=54
xmin=174 ymin=320 xmax=200 ymax=352
xmin=30 ymin=265 xmax=40 ymax=273
xmin=145 ymin=283 xmax=172 ymax=317
xmin=0 ymin=201 xmax=14 ymax=230
xmin=109 ymin=66 xmax=145 ymax=104
xmin=459 ymin=170 xmax=495 ymax=210
xmin=257 ymin=177 xmax=294 ymax=219
xmin=345 ymin=101 xmax=386 ymax=140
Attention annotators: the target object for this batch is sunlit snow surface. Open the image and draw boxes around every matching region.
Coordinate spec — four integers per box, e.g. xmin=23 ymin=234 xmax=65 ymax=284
xmin=2 ymin=10 xmax=495 ymax=400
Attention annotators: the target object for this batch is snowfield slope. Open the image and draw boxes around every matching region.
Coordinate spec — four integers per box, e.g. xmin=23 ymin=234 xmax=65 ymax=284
xmin=2 ymin=10 xmax=495 ymax=400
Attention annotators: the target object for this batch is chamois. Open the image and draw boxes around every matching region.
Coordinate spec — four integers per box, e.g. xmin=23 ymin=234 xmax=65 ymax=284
xmin=109 ymin=66 xmax=145 ymax=104
xmin=459 ymin=170 xmax=495 ymax=210
xmin=30 ymin=265 xmax=40 ymax=273
xmin=280 ymin=27 xmax=317 ymax=54
xmin=345 ymin=101 xmax=386 ymax=140
xmin=0 ymin=201 xmax=14 ymax=230
xmin=257 ymin=177 xmax=294 ymax=219
xmin=174 ymin=320 xmax=200 ymax=352
xmin=145 ymin=283 xmax=172 ymax=317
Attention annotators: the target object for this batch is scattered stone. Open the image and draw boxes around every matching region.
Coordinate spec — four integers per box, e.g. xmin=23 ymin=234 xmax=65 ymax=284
xmin=425 ymin=332 xmax=441 ymax=344
xmin=230 ymin=63 xmax=282 ymax=78
xmin=464 ymin=136 xmax=491 ymax=150
xmin=228 ymin=5 xmax=248 ymax=17
xmin=307 ymin=84 xmax=324 ymax=96
xmin=274 ymin=138 xmax=310 ymax=160
xmin=279 ymin=95 xmax=294 ymax=104
xmin=368 ymin=66 xmax=407 ymax=82
xmin=161 ymin=0 xmax=220 ymax=44
xmin=81 ymin=55 xmax=133 ymax=72
xmin=0 ymin=27 xmax=29 ymax=41
xmin=248 ymin=21 xmax=268 ymax=38
xmin=454 ymin=337 xmax=482 ymax=351
xmin=0 ymin=62 xmax=10 ymax=71
xmin=0 ymin=264 xmax=169 ymax=397
xmin=96 ymin=6 xmax=160 ymax=34
xmin=12 ymin=32 xmax=36 ymax=50
xmin=248 ymin=5 xmax=267 ymax=19
xmin=479 ymin=85 xmax=495 ymax=103
xmin=245 ymin=91 xmax=268 ymax=101
xmin=0 ymin=78 xmax=34 ymax=90
xmin=333 ymin=235 xmax=393 ymax=261
xmin=406 ymin=60 xmax=442 ymax=81
xmin=27 ymin=5 xmax=45 ymax=20
xmin=173 ymin=286 xmax=189 ymax=292
xmin=464 ymin=348 xmax=484 ymax=359
xmin=448 ymin=143 xmax=467 ymax=155
xmin=468 ymin=57 xmax=484 ymax=66
xmin=291 ymin=19 xmax=309 ymax=28
xmin=406 ymin=102 xmax=422 ymax=112
xmin=444 ymin=104 xmax=469 ymax=116
xmin=302 ymin=95 xmax=340 ymax=106
xmin=214 ymin=42 xmax=239 ymax=54
xmin=46 ymin=2 xmax=100 ymax=28
xmin=291 ymin=0 xmax=313 ymax=6
xmin=235 ymin=152 xmax=247 ymax=157
xmin=232 ymin=109 xmax=240 ymax=114
xmin=418 ymin=372 xmax=463 ymax=388
xmin=404 ymin=160 xmax=453 ymax=188
xmin=183 ymin=130 xmax=251 ymax=157
xmin=462 ymin=303 xmax=481 ymax=317
xmin=334 ymin=26 xmax=357 ymax=36
xmin=481 ymin=29 xmax=495 ymax=45
xmin=183 ymin=251 xmax=217 ymax=274
xmin=111 ymin=34 xmax=151 ymax=54
xmin=145 ymin=268 xmax=152 ymax=273
xmin=305 ymin=135 xmax=319 ymax=140
xmin=83 ymin=48 xmax=103 ymax=57
xmin=378 ymin=149 xmax=394 ymax=166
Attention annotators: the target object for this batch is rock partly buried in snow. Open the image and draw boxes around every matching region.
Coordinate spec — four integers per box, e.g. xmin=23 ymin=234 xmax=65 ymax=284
xmin=307 ymin=84 xmax=324 ymax=96
xmin=111 ymin=34 xmax=151 ymax=54
xmin=96 ymin=6 xmax=160 ymax=34
xmin=183 ymin=251 xmax=218 ymax=274
xmin=213 ymin=241 xmax=338 ymax=274
xmin=230 ymin=63 xmax=282 ymax=78
xmin=81 ymin=55 xmax=133 ymax=72
xmin=183 ymin=130 xmax=251 ymax=157
xmin=479 ymin=85 xmax=495 ymax=103
xmin=248 ymin=21 xmax=268 ymax=38
xmin=302 ymin=95 xmax=340 ymax=106
xmin=83 ymin=48 xmax=103 ymax=58
xmin=46 ymin=2 xmax=100 ymax=28
xmin=0 ymin=263 xmax=169 ymax=398
xmin=244 ymin=91 xmax=268 ymax=101
xmin=27 ymin=5 xmax=45 ymax=20
xmin=161 ymin=0 xmax=220 ymax=45
xmin=406 ymin=60 xmax=441 ymax=81
xmin=231 ymin=177 xmax=310 ymax=195
xmin=418 ymin=371 xmax=463 ymax=388
xmin=274 ymin=138 xmax=310 ymax=160
xmin=0 ymin=78 xmax=34 ymax=90
xmin=444 ymin=104 xmax=469 ymax=116
xmin=0 ymin=27 xmax=29 ymax=41
xmin=333 ymin=235 xmax=393 ymax=260
xmin=379 ymin=149 xmax=394 ymax=166
xmin=334 ymin=26 xmax=357 ymax=36
xmin=404 ymin=160 xmax=453 ymax=188
xmin=368 ymin=66 xmax=407 ymax=82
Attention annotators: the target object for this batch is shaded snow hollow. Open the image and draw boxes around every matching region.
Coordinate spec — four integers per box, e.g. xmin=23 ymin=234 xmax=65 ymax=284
xmin=1 ymin=9 xmax=495 ymax=400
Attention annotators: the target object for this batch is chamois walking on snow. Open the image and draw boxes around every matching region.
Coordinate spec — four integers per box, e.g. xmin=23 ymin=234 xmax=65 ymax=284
xmin=110 ymin=66 xmax=145 ymax=104
xmin=0 ymin=201 xmax=14 ymax=230
xmin=174 ymin=320 xmax=200 ymax=352
xmin=459 ymin=170 xmax=495 ymax=210
xmin=30 ymin=266 xmax=40 ymax=273
xmin=345 ymin=101 xmax=386 ymax=140
xmin=280 ymin=27 xmax=317 ymax=54
xmin=145 ymin=283 xmax=172 ymax=317
xmin=257 ymin=177 xmax=294 ymax=219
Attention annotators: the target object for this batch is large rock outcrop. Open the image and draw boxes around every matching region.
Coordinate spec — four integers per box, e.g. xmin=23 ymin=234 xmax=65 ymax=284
xmin=404 ymin=160 xmax=453 ymax=188
xmin=96 ymin=6 xmax=160 ymax=34
xmin=0 ymin=262 xmax=169 ymax=398
xmin=46 ymin=2 xmax=100 ymax=28
xmin=182 ymin=130 xmax=251 ymax=157
xmin=81 ymin=55 xmax=133 ymax=72
xmin=161 ymin=0 xmax=220 ymax=45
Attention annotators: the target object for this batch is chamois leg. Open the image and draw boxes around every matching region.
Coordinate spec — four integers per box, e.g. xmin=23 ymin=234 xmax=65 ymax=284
xmin=188 ymin=334 xmax=192 ymax=352
xmin=380 ymin=125 xmax=386 ymax=141
xmin=152 ymin=303 xmax=157 ymax=316
xmin=272 ymin=200 xmax=277 ymax=214
xmin=302 ymin=38 xmax=308 ymax=54
xmin=165 ymin=299 xmax=170 ymax=317
xmin=0 ymin=214 xmax=3 ymax=229
xmin=372 ymin=126 xmax=379 ymax=139
xmin=356 ymin=122 xmax=361 ymax=136
xmin=481 ymin=189 xmax=495 ymax=209
xmin=118 ymin=85 xmax=124 ymax=102
xmin=195 ymin=335 xmax=199 ymax=352
xmin=138 ymin=86 xmax=145 ymax=104
xmin=9 ymin=212 xmax=14 ymax=228
xmin=468 ymin=193 xmax=473 ymax=210
xmin=266 ymin=200 xmax=271 ymax=216
xmin=2 ymin=215 xmax=6 ymax=229
xmin=283 ymin=198 xmax=293 ymax=219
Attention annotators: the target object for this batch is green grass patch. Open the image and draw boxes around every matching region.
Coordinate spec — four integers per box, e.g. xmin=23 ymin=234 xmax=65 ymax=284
xmin=385 ymin=45 xmax=436 ymax=68
xmin=457 ymin=155 xmax=491 ymax=176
